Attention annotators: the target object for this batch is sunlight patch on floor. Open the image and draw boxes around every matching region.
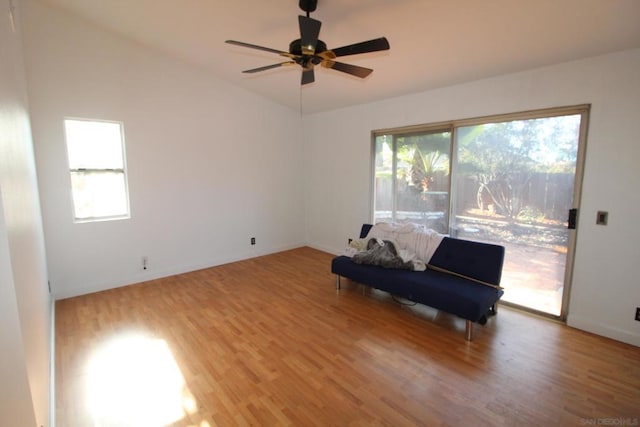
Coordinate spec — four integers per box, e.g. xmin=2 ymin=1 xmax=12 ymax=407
xmin=87 ymin=332 xmax=201 ymax=426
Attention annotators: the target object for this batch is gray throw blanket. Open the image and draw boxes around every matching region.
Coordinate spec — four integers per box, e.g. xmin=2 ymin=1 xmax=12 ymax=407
xmin=352 ymin=238 xmax=416 ymax=270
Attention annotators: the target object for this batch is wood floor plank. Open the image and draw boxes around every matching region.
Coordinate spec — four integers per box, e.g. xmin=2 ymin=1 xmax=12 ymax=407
xmin=55 ymin=247 xmax=640 ymax=426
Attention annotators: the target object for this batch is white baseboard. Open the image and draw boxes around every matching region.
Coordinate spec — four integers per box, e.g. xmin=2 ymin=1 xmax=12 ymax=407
xmin=52 ymin=242 xmax=307 ymax=300
xmin=567 ymin=314 xmax=640 ymax=347
xmin=305 ymin=243 xmax=341 ymax=256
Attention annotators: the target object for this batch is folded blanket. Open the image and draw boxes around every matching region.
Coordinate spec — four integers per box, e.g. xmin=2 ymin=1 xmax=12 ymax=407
xmin=365 ymin=222 xmax=445 ymax=263
xmin=352 ymin=238 xmax=426 ymax=271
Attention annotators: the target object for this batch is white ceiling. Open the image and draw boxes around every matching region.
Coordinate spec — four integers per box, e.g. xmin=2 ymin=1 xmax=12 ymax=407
xmin=36 ymin=0 xmax=640 ymax=114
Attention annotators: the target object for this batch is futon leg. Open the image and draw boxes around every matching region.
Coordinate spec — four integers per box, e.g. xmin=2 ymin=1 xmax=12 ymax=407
xmin=491 ymin=303 xmax=498 ymax=315
xmin=336 ymin=275 xmax=341 ymax=290
xmin=465 ymin=320 xmax=473 ymax=341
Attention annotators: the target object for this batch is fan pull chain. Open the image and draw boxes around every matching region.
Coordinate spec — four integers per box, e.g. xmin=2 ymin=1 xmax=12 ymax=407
xmin=299 ymin=85 xmax=304 ymax=117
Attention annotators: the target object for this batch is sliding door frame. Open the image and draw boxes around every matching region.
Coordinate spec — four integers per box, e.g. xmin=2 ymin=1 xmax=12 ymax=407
xmin=371 ymin=104 xmax=590 ymax=321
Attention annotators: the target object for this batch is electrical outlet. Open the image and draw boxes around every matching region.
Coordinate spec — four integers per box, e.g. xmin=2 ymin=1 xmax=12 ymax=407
xmin=635 ymin=307 xmax=640 ymax=322
xmin=251 ymin=237 xmax=256 ymax=245
xmin=596 ymin=211 xmax=608 ymax=225
xmin=142 ymin=256 xmax=148 ymax=270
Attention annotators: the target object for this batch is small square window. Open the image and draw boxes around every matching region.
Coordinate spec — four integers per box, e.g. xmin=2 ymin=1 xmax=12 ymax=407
xmin=64 ymin=119 xmax=130 ymax=222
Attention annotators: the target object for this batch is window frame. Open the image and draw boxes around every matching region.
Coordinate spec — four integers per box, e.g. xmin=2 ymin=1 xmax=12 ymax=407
xmin=371 ymin=127 xmax=453 ymax=231
xmin=63 ymin=117 xmax=131 ymax=223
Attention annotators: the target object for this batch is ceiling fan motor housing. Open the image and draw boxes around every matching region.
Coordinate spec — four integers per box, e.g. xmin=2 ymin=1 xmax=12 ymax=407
xmin=289 ymin=39 xmax=326 ymax=69
xmin=289 ymin=39 xmax=326 ymax=56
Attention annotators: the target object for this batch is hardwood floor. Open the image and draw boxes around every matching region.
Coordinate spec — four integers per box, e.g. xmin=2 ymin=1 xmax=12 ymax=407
xmin=55 ymin=247 xmax=640 ymax=426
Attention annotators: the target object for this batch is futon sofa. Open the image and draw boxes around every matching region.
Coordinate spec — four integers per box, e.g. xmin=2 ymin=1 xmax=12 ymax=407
xmin=331 ymin=224 xmax=505 ymax=340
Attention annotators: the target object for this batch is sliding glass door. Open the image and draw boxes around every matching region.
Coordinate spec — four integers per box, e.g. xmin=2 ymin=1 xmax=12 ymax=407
xmin=452 ymin=113 xmax=584 ymax=316
xmin=372 ymin=106 xmax=588 ymax=318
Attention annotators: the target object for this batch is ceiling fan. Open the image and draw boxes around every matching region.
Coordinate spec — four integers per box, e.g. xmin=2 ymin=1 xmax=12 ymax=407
xmin=225 ymin=0 xmax=390 ymax=85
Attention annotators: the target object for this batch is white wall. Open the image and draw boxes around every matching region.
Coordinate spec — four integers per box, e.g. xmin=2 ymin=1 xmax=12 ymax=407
xmin=0 ymin=0 xmax=51 ymax=425
xmin=23 ymin=0 xmax=305 ymax=298
xmin=18 ymin=0 xmax=638 ymax=352
xmin=304 ymin=49 xmax=640 ymax=347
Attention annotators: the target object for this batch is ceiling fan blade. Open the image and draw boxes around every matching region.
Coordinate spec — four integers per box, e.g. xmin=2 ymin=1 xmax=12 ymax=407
xmin=242 ymin=62 xmax=295 ymax=73
xmin=301 ymin=68 xmax=315 ymax=85
xmin=299 ymin=15 xmax=321 ymax=55
xmin=226 ymin=40 xmax=288 ymax=56
xmin=322 ymin=60 xmax=373 ymax=78
xmin=330 ymin=37 xmax=390 ymax=58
